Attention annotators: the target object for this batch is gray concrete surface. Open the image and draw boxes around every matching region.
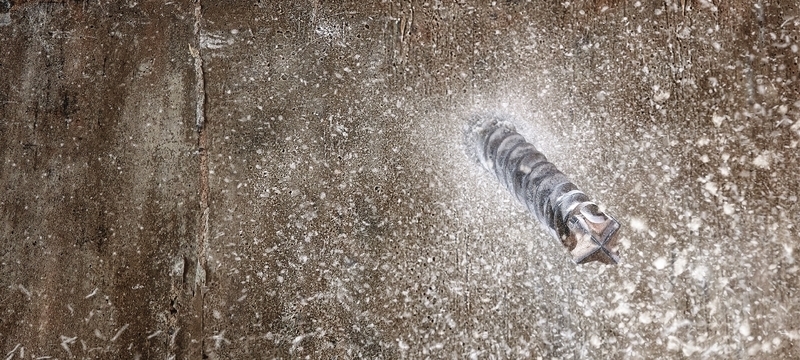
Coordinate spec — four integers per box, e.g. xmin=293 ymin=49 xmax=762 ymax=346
xmin=2 ymin=0 xmax=799 ymax=359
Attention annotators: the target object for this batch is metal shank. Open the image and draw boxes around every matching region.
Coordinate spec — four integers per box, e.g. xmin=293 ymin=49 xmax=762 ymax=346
xmin=467 ymin=117 xmax=621 ymax=265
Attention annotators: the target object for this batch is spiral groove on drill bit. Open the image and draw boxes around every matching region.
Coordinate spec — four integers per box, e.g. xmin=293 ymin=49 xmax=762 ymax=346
xmin=466 ymin=115 xmax=621 ymax=265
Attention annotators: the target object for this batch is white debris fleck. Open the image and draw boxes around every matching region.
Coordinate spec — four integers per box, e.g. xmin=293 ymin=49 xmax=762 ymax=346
xmin=639 ymin=312 xmax=652 ymax=324
xmin=739 ymin=321 xmax=751 ymax=336
xmin=753 ymin=152 xmax=771 ymax=169
xmin=590 ymin=333 xmax=602 ymax=347
xmin=614 ymin=302 xmax=632 ymax=316
xmin=60 ymin=336 xmax=77 ymax=357
xmin=653 ymin=257 xmax=669 ymax=270
xmin=85 ymin=288 xmax=98 ymax=299
xmin=704 ymin=181 xmax=718 ymax=196
xmin=673 ymin=256 xmax=687 ymax=276
xmin=5 ymin=344 xmax=20 ymax=360
xmin=711 ymin=113 xmax=725 ymax=127
xmin=212 ymin=330 xmax=231 ymax=349
xmin=653 ymin=91 xmax=671 ymax=103
xmin=723 ymin=203 xmax=735 ymax=215
xmin=687 ymin=217 xmax=702 ymax=232
xmin=110 ymin=324 xmax=129 ymax=342
xmin=18 ymin=284 xmax=32 ymax=299
xmin=630 ymin=217 xmax=647 ymax=232
xmin=397 ymin=339 xmax=409 ymax=351
xmin=691 ymin=265 xmax=708 ymax=282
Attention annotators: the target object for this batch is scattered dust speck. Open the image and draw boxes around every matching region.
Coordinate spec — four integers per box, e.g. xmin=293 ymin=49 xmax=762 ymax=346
xmin=630 ymin=217 xmax=647 ymax=232
xmin=653 ymin=257 xmax=669 ymax=270
xmin=753 ymin=152 xmax=771 ymax=169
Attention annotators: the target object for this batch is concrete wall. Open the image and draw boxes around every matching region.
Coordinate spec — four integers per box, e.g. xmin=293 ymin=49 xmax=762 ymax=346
xmin=2 ymin=0 xmax=799 ymax=358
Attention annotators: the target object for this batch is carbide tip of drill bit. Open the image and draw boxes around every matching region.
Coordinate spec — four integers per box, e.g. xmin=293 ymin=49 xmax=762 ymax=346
xmin=567 ymin=204 xmax=621 ymax=265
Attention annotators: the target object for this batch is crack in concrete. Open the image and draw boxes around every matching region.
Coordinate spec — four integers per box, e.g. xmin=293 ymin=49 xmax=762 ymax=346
xmin=191 ymin=3 xmax=206 ymax=131
xmin=191 ymin=0 xmax=209 ymax=358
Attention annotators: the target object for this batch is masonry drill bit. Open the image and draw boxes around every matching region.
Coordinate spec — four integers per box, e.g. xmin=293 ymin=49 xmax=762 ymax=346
xmin=466 ymin=116 xmax=621 ymax=265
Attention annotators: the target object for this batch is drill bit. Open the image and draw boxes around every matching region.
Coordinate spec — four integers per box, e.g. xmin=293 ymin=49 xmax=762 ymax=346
xmin=466 ymin=115 xmax=621 ymax=265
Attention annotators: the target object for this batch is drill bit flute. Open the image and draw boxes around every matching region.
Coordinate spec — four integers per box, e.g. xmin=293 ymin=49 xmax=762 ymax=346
xmin=466 ymin=116 xmax=621 ymax=265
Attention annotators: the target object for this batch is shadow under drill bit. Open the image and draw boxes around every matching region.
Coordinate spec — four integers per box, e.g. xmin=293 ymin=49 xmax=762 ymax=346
xmin=464 ymin=114 xmax=621 ymax=265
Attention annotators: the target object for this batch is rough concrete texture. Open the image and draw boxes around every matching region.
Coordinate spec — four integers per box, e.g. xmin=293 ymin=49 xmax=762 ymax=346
xmin=2 ymin=0 xmax=799 ymax=358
